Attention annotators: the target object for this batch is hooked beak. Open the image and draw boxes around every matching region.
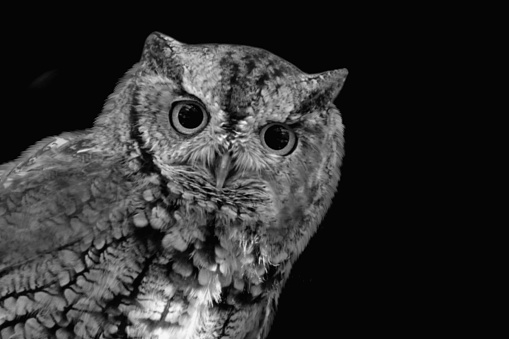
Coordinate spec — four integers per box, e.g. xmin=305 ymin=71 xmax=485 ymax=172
xmin=215 ymin=152 xmax=233 ymax=189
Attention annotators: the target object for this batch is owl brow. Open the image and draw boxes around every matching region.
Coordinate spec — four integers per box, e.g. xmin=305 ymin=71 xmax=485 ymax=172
xmin=168 ymin=88 xmax=205 ymax=104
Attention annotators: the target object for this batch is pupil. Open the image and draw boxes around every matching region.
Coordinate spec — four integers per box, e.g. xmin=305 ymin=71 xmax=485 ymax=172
xmin=265 ymin=125 xmax=289 ymax=150
xmin=178 ymin=105 xmax=202 ymax=129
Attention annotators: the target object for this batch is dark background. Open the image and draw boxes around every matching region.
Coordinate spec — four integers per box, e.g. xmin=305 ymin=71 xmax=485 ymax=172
xmin=0 ymin=7 xmax=444 ymax=338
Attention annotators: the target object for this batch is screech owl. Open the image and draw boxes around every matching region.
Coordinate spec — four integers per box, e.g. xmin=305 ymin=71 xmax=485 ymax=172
xmin=0 ymin=32 xmax=347 ymax=339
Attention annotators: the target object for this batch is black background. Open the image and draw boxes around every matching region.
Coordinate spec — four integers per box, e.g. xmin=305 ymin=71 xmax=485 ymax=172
xmin=0 ymin=7 xmax=441 ymax=338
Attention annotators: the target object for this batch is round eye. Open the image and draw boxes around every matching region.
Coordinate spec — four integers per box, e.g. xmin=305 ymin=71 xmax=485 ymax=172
xmin=170 ymin=101 xmax=208 ymax=135
xmin=260 ymin=123 xmax=297 ymax=155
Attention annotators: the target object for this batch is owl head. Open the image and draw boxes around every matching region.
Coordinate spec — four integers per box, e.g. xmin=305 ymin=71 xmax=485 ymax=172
xmin=97 ymin=32 xmax=346 ymax=291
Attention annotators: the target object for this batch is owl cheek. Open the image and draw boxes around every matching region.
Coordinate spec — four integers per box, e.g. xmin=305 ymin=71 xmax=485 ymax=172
xmin=278 ymin=194 xmax=307 ymax=227
xmin=263 ymin=192 xmax=308 ymax=259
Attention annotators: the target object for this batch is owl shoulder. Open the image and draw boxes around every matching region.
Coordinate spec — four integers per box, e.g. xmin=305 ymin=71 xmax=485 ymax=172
xmin=0 ymin=131 xmax=136 ymax=271
xmin=0 ymin=130 xmax=119 ymax=191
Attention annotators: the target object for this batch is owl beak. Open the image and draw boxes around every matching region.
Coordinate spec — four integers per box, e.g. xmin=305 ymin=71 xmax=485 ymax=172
xmin=215 ymin=152 xmax=232 ymax=189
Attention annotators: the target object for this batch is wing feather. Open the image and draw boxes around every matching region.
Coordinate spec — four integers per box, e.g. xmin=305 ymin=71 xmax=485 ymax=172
xmin=0 ymin=133 xmax=135 ymax=273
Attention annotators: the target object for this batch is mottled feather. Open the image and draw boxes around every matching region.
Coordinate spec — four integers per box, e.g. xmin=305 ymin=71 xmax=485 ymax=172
xmin=0 ymin=32 xmax=347 ymax=339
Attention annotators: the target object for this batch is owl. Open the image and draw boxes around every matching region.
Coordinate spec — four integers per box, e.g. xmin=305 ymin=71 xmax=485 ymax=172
xmin=0 ymin=32 xmax=347 ymax=339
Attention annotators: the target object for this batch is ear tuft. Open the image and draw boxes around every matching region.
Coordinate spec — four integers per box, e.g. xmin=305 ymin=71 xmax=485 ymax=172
xmin=307 ymin=68 xmax=348 ymax=99
xmin=144 ymin=32 xmax=182 ymax=49
xmin=301 ymin=68 xmax=348 ymax=106
xmin=140 ymin=32 xmax=184 ymax=71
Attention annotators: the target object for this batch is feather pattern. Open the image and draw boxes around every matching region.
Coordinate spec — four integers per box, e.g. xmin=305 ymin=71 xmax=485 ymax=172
xmin=0 ymin=32 xmax=347 ymax=338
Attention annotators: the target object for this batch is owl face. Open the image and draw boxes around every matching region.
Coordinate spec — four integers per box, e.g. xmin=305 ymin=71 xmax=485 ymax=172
xmin=100 ymin=32 xmax=346 ymax=285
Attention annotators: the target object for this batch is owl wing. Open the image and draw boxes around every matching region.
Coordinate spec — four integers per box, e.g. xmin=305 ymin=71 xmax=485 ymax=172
xmin=0 ymin=133 xmax=127 ymax=270
xmin=0 ymin=134 xmax=157 ymax=338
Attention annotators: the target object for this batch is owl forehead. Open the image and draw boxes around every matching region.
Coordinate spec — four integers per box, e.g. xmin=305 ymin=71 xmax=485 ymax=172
xmin=177 ymin=44 xmax=308 ymax=129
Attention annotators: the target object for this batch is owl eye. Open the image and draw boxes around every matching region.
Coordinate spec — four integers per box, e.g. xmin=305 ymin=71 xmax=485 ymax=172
xmin=170 ymin=101 xmax=208 ymax=135
xmin=260 ymin=123 xmax=297 ymax=155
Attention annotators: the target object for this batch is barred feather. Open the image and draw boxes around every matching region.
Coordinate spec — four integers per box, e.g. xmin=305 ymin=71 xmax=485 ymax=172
xmin=0 ymin=32 xmax=346 ymax=339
